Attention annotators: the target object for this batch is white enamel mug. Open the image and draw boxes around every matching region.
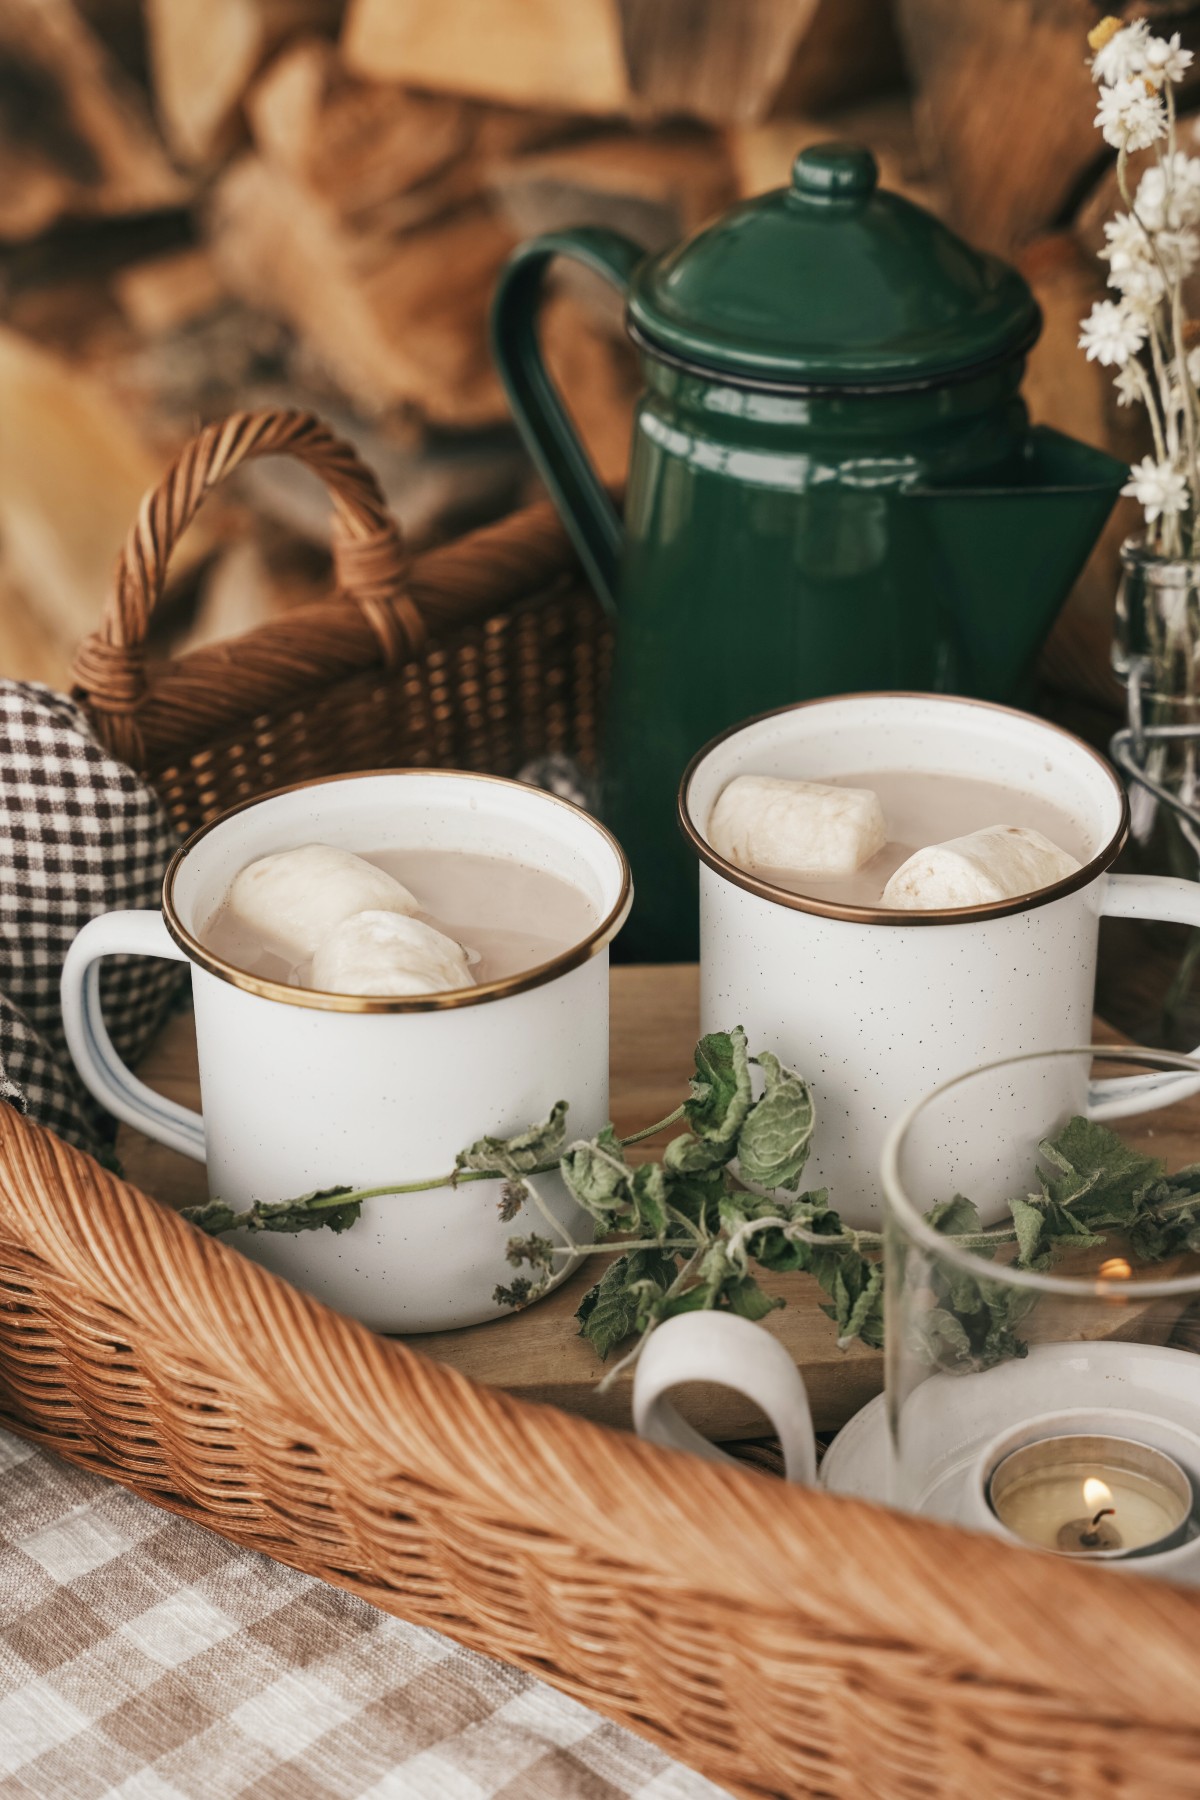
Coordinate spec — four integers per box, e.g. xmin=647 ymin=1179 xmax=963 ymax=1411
xmin=680 ymin=693 xmax=1200 ymax=1229
xmin=61 ymin=770 xmax=631 ymax=1333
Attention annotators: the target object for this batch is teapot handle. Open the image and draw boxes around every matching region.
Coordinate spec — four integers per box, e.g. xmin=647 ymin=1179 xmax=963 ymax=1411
xmin=490 ymin=227 xmax=643 ymax=618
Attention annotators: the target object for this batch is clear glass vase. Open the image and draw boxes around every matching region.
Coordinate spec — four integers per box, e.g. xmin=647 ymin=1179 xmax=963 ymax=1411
xmin=882 ymin=1047 xmax=1200 ymax=1578
xmin=1114 ymin=537 xmax=1200 ymax=875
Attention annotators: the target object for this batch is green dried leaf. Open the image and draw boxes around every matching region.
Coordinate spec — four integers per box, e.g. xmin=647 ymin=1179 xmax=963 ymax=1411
xmin=505 ymin=1233 xmax=558 ymax=1272
xmin=684 ymin=1028 xmax=753 ymax=1147
xmin=576 ymin=1249 xmax=676 ymax=1360
xmin=181 ymin=1200 xmax=240 ymax=1237
xmin=911 ymin=1305 xmax=974 ymax=1368
xmin=1010 ymin=1194 xmax=1047 ymax=1267
xmin=494 ymin=1278 xmax=535 ymax=1309
xmin=724 ymin=1275 xmax=783 ymax=1321
xmin=456 ymin=1100 xmax=569 ymax=1178
xmin=560 ymin=1126 xmax=635 ymax=1219
xmin=248 ymin=1188 xmax=362 ymax=1234
xmin=1040 ymin=1116 xmax=1162 ymax=1226
xmin=736 ymin=1052 xmax=814 ymax=1190
xmin=662 ymin=1129 xmax=729 ymax=1176
xmin=667 ymin=1172 xmax=725 ymax=1232
xmin=925 ymin=1195 xmax=981 ymax=1237
xmin=631 ymin=1162 xmax=670 ymax=1239
xmin=820 ymin=1256 xmax=884 ymax=1350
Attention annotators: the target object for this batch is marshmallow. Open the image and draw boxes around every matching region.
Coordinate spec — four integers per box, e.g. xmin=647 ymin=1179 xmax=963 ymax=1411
xmin=881 ymin=825 xmax=1080 ymax=910
xmin=310 ymin=910 xmax=473 ymax=996
xmin=227 ymin=844 xmax=418 ymax=963
xmin=708 ymin=774 xmax=886 ymax=877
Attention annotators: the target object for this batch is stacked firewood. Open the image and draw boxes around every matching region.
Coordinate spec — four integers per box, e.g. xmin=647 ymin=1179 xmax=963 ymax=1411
xmin=0 ymin=0 xmax=912 ymax=684
xmin=0 ymin=0 xmax=1194 ymax=716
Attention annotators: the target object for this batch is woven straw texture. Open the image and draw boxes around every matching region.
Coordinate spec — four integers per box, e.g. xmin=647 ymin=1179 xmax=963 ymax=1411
xmin=3 ymin=1109 xmax=1200 ymax=1800
xmin=71 ymin=408 xmax=609 ymax=833
xmin=2 ymin=406 xmax=1193 ymax=1797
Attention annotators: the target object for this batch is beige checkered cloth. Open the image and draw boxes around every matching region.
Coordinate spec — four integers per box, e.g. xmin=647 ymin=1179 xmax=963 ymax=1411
xmin=0 ymin=1431 xmax=727 ymax=1800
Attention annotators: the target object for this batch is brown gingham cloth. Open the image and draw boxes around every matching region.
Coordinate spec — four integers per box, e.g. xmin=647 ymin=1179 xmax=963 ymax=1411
xmin=0 ymin=685 xmax=183 ymax=1155
xmin=0 ymin=1431 xmax=728 ymax=1799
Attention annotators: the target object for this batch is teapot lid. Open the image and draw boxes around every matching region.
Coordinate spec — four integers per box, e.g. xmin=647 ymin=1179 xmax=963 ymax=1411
xmin=626 ymin=143 xmax=1040 ymax=390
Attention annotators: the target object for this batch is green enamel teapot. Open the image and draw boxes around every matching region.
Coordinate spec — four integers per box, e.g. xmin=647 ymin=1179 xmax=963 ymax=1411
xmin=491 ymin=143 xmax=1126 ymax=960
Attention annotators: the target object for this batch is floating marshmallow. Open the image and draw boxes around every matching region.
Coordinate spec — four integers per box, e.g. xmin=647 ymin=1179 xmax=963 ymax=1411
xmin=310 ymin=910 xmax=473 ymax=997
xmin=227 ymin=844 xmax=418 ymax=963
xmin=881 ymin=825 xmax=1081 ymax=910
xmin=708 ymin=774 xmax=886 ymax=877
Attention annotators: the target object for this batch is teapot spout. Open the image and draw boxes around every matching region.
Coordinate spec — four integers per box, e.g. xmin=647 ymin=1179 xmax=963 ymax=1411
xmin=905 ymin=425 xmax=1126 ymax=700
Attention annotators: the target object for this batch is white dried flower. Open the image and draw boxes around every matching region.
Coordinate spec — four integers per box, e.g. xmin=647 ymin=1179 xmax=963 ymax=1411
xmin=1188 ymin=346 xmax=1200 ymax=386
xmin=1079 ymin=298 xmax=1148 ymax=365
xmin=1114 ymin=363 xmax=1143 ymax=407
xmin=1122 ymin=455 xmax=1190 ymax=521
xmin=1144 ymin=33 xmax=1193 ymax=88
xmin=1114 ymin=260 xmax=1168 ymax=307
xmin=1159 ymin=227 xmax=1200 ymax=282
xmin=1096 ymin=78 xmax=1168 ymax=152
xmin=1091 ymin=20 xmax=1150 ymax=85
xmin=1137 ymin=156 xmax=1200 ymax=230
xmin=1101 ymin=211 xmax=1148 ymax=264
xmin=1101 ymin=216 xmax=1166 ymax=301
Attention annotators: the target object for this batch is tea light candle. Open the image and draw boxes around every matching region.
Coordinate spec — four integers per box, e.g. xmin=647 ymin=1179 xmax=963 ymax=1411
xmin=988 ymin=1434 xmax=1194 ymax=1559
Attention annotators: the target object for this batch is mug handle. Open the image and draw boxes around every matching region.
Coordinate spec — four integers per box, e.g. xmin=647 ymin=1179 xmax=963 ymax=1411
xmin=632 ymin=1311 xmax=817 ymax=1484
xmin=61 ymin=911 xmax=205 ymax=1162
xmin=1090 ymin=872 xmax=1200 ymax=1120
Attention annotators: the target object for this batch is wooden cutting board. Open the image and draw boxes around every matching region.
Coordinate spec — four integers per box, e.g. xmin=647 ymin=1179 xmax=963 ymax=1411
xmin=117 ymin=966 xmax=1197 ymax=1442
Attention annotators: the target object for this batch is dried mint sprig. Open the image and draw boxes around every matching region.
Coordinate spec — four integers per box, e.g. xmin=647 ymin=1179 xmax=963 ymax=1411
xmin=181 ymin=1026 xmax=1200 ymax=1382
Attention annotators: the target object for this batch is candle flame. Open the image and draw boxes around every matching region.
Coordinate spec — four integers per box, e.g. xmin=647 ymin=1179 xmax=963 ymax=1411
xmin=1083 ymin=1477 xmax=1113 ymax=1511
xmin=1099 ymin=1257 xmax=1132 ymax=1280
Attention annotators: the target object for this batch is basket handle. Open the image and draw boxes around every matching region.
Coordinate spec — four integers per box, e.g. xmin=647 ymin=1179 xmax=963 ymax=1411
xmin=73 ymin=409 xmax=422 ymax=766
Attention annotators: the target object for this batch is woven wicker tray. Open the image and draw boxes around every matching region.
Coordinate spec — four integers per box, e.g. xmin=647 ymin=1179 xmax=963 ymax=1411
xmin=4 ymin=1007 xmax=1200 ymax=1800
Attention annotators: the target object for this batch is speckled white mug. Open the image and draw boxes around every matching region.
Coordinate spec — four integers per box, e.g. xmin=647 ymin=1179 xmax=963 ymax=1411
xmin=61 ymin=771 xmax=632 ymax=1333
xmin=680 ymin=693 xmax=1200 ymax=1229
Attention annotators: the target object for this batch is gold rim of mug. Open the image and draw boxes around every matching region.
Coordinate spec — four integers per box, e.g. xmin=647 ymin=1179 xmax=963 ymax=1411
xmin=162 ymin=769 xmax=633 ymax=1013
xmin=677 ymin=692 xmax=1131 ymax=927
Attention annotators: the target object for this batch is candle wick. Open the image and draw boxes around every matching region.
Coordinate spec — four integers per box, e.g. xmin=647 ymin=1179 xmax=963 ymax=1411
xmin=1091 ymin=1506 xmax=1116 ymax=1529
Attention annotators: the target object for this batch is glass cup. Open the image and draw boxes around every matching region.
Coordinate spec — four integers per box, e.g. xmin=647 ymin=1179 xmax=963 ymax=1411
xmin=881 ymin=1046 xmax=1200 ymax=1577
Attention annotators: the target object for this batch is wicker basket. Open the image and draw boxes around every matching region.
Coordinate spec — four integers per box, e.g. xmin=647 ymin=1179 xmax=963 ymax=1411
xmin=1 ymin=408 xmax=1199 ymax=1799
xmin=70 ymin=408 xmax=609 ymax=833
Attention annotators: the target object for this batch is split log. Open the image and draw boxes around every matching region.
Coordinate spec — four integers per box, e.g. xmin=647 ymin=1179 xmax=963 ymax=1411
xmin=616 ymin=0 xmax=836 ymax=123
xmin=246 ymin=37 xmax=471 ymax=226
xmin=0 ymin=567 xmax=78 ymax=688
xmin=246 ymin=38 xmax=576 ymax=236
xmin=488 ymin=127 xmax=735 ymax=257
xmin=145 ymin=0 xmax=342 ymax=166
xmin=341 ymin=0 xmax=630 ymax=116
xmin=727 ymin=96 xmax=940 ymax=210
xmin=0 ymin=324 xmax=179 ymax=645
xmin=341 ymin=0 xmax=883 ymax=124
xmin=245 ymin=37 xmax=476 ymax=237
xmin=112 ymin=247 xmax=225 ymax=336
xmin=893 ymin=0 xmax=1113 ymax=255
xmin=0 ymin=0 xmax=186 ymax=243
xmin=209 ymin=156 xmax=514 ymax=426
xmin=233 ymin=415 xmax=529 ymax=549
xmin=772 ymin=0 xmax=906 ymax=113
xmin=180 ymin=532 xmax=331 ymax=654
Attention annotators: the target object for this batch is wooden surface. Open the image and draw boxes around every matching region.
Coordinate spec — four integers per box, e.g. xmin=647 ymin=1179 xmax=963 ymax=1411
xmin=119 ymin=965 xmax=1200 ymax=1442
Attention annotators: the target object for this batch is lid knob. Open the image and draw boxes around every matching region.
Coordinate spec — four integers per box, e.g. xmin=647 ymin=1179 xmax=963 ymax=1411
xmin=791 ymin=143 xmax=878 ymax=203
